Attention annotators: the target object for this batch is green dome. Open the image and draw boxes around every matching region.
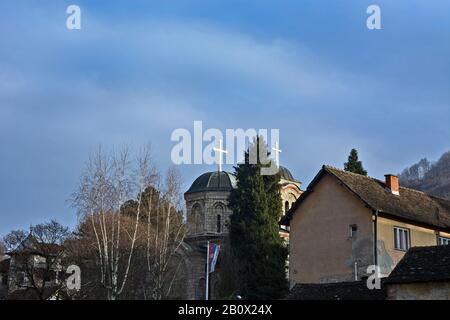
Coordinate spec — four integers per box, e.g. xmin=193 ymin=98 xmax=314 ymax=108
xmin=279 ymin=166 xmax=299 ymax=183
xmin=185 ymin=171 xmax=237 ymax=195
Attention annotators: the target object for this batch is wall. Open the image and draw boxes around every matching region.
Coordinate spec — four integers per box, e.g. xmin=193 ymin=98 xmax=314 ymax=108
xmin=289 ymin=174 xmax=374 ymax=284
xmin=281 ymin=184 xmax=302 ymax=215
xmin=176 ymin=236 xmax=225 ymax=300
xmin=387 ymin=282 xmax=450 ymax=300
xmin=377 ymin=217 xmax=450 ymax=275
xmin=185 ymin=191 xmax=232 ymax=235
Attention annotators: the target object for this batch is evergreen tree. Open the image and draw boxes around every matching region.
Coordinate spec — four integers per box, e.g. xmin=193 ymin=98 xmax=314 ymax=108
xmin=226 ymin=136 xmax=288 ymax=299
xmin=344 ymin=148 xmax=367 ymax=176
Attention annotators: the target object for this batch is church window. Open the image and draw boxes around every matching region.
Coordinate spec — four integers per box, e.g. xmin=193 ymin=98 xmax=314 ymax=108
xmin=285 ymin=201 xmax=290 ymax=213
xmin=217 ymin=215 xmax=222 ymax=233
xmin=213 ymin=203 xmax=225 ymax=233
xmin=191 ymin=204 xmax=203 ymax=234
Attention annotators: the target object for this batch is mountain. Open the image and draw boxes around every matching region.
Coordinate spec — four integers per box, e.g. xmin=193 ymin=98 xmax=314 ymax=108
xmin=399 ymin=151 xmax=450 ymax=201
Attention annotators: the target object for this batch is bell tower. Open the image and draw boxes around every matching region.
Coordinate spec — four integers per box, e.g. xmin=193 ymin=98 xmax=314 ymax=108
xmin=184 ymin=171 xmax=236 ymax=236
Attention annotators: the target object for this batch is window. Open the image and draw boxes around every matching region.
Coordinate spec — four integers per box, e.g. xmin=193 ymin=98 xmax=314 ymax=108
xmin=190 ymin=204 xmax=203 ymax=234
xmin=217 ymin=215 xmax=222 ymax=233
xmin=214 ymin=203 xmax=225 ymax=233
xmin=285 ymin=201 xmax=290 ymax=213
xmin=349 ymin=225 xmax=358 ymax=238
xmin=438 ymin=236 xmax=450 ymax=245
xmin=43 ymin=271 xmax=53 ymax=283
xmin=394 ymin=227 xmax=410 ymax=251
xmin=16 ymin=272 xmax=25 ymax=286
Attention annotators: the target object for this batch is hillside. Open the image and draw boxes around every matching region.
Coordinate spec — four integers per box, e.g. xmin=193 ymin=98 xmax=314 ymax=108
xmin=399 ymin=151 xmax=450 ymax=201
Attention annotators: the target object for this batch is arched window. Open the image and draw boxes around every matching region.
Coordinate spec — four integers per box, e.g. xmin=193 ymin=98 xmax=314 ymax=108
xmin=190 ymin=204 xmax=203 ymax=234
xmin=213 ymin=203 xmax=225 ymax=233
xmin=285 ymin=201 xmax=290 ymax=213
xmin=217 ymin=214 xmax=222 ymax=233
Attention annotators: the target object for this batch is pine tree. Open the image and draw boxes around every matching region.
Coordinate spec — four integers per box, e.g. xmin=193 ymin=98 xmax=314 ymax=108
xmin=344 ymin=148 xmax=368 ymax=176
xmin=226 ymin=136 xmax=288 ymax=299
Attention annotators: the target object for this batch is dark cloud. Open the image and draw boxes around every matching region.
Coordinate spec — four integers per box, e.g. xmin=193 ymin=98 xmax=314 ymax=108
xmin=0 ymin=1 xmax=449 ymax=234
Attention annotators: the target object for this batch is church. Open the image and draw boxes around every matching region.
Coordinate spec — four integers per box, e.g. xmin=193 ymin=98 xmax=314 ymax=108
xmin=173 ymin=166 xmax=302 ymax=300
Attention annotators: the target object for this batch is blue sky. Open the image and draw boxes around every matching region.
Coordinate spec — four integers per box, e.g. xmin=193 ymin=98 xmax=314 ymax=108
xmin=0 ymin=1 xmax=449 ymax=235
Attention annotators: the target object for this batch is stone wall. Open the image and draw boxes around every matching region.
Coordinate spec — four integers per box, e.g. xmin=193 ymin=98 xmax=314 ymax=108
xmin=387 ymin=282 xmax=450 ymax=300
xmin=185 ymin=191 xmax=232 ymax=235
xmin=179 ymin=235 xmax=225 ymax=300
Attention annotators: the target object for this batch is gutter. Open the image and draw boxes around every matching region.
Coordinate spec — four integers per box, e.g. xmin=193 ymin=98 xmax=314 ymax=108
xmin=373 ymin=209 xmax=379 ymax=267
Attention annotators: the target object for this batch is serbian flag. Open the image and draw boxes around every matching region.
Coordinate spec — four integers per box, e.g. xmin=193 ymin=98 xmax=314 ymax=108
xmin=208 ymin=243 xmax=220 ymax=273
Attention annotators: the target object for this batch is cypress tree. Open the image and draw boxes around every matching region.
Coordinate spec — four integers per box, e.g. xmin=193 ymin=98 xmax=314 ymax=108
xmin=227 ymin=136 xmax=288 ymax=299
xmin=344 ymin=148 xmax=368 ymax=176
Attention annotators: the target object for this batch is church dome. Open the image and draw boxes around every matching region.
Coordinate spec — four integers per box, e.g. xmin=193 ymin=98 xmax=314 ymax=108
xmin=185 ymin=171 xmax=237 ymax=195
xmin=279 ymin=166 xmax=299 ymax=183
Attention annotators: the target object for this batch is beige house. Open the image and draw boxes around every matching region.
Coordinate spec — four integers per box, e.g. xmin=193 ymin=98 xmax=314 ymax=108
xmin=281 ymin=165 xmax=450 ymax=285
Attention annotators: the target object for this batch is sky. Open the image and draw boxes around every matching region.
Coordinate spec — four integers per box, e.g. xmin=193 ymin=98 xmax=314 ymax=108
xmin=0 ymin=0 xmax=449 ymax=235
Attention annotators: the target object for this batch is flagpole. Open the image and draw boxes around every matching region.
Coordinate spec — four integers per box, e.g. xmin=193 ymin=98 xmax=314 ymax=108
xmin=206 ymin=240 xmax=210 ymax=301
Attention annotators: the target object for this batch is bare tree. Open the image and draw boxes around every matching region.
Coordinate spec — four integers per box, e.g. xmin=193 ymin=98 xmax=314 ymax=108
xmin=0 ymin=240 xmax=6 ymax=258
xmin=145 ymin=166 xmax=186 ymax=300
xmin=70 ymin=145 xmax=157 ymax=300
xmin=2 ymin=230 xmax=28 ymax=254
xmin=117 ymin=166 xmax=186 ymax=299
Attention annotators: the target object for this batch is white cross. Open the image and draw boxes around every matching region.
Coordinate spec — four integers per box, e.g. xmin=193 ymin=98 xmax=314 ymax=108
xmin=272 ymin=141 xmax=282 ymax=167
xmin=213 ymin=139 xmax=228 ymax=172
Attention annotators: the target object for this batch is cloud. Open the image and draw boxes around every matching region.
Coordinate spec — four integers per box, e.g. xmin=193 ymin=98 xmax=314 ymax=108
xmin=0 ymin=1 xmax=449 ymax=234
xmin=1 ymin=11 xmax=374 ymax=149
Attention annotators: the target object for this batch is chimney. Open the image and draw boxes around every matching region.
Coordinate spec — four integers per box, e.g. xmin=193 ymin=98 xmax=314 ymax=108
xmin=385 ymin=174 xmax=399 ymax=195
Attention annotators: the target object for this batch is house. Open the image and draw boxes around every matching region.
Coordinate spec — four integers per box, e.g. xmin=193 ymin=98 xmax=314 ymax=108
xmin=281 ymin=165 xmax=450 ymax=285
xmin=385 ymin=245 xmax=450 ymax=300
xmin=6 ymin=235 xmax=65 ymax=300
xmin=0 ymin=258 xmax=10 ymax=299
xmin=286 ymin=245 xmax=450 ymax=300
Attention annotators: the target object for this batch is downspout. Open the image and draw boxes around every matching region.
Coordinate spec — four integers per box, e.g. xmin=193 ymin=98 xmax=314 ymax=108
xmin=373 ymin=210 xmax=379 ymax=267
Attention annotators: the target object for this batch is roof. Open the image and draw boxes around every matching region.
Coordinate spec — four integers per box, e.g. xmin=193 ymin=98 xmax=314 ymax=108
xmin=286 ymin=281 xmax=386 ymax=300
xmin=186 ymin=166 xmax=300 ymax=196
xmin=279 ymin=166 xmax=300 ymax=184
xmin=385 ymin=245 xmax=450 ymax=284
xmin=7 ymin=234 xmax=64 ymax=257
xmin=281 ymin=165 xmax=450 ymax=231
xmin=185 ymin=171 xmax=237 ymax=195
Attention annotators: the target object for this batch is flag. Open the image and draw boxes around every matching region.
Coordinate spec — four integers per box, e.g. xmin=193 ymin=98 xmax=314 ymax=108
xmin=208 ymin=243 xmax=220 ymax=273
